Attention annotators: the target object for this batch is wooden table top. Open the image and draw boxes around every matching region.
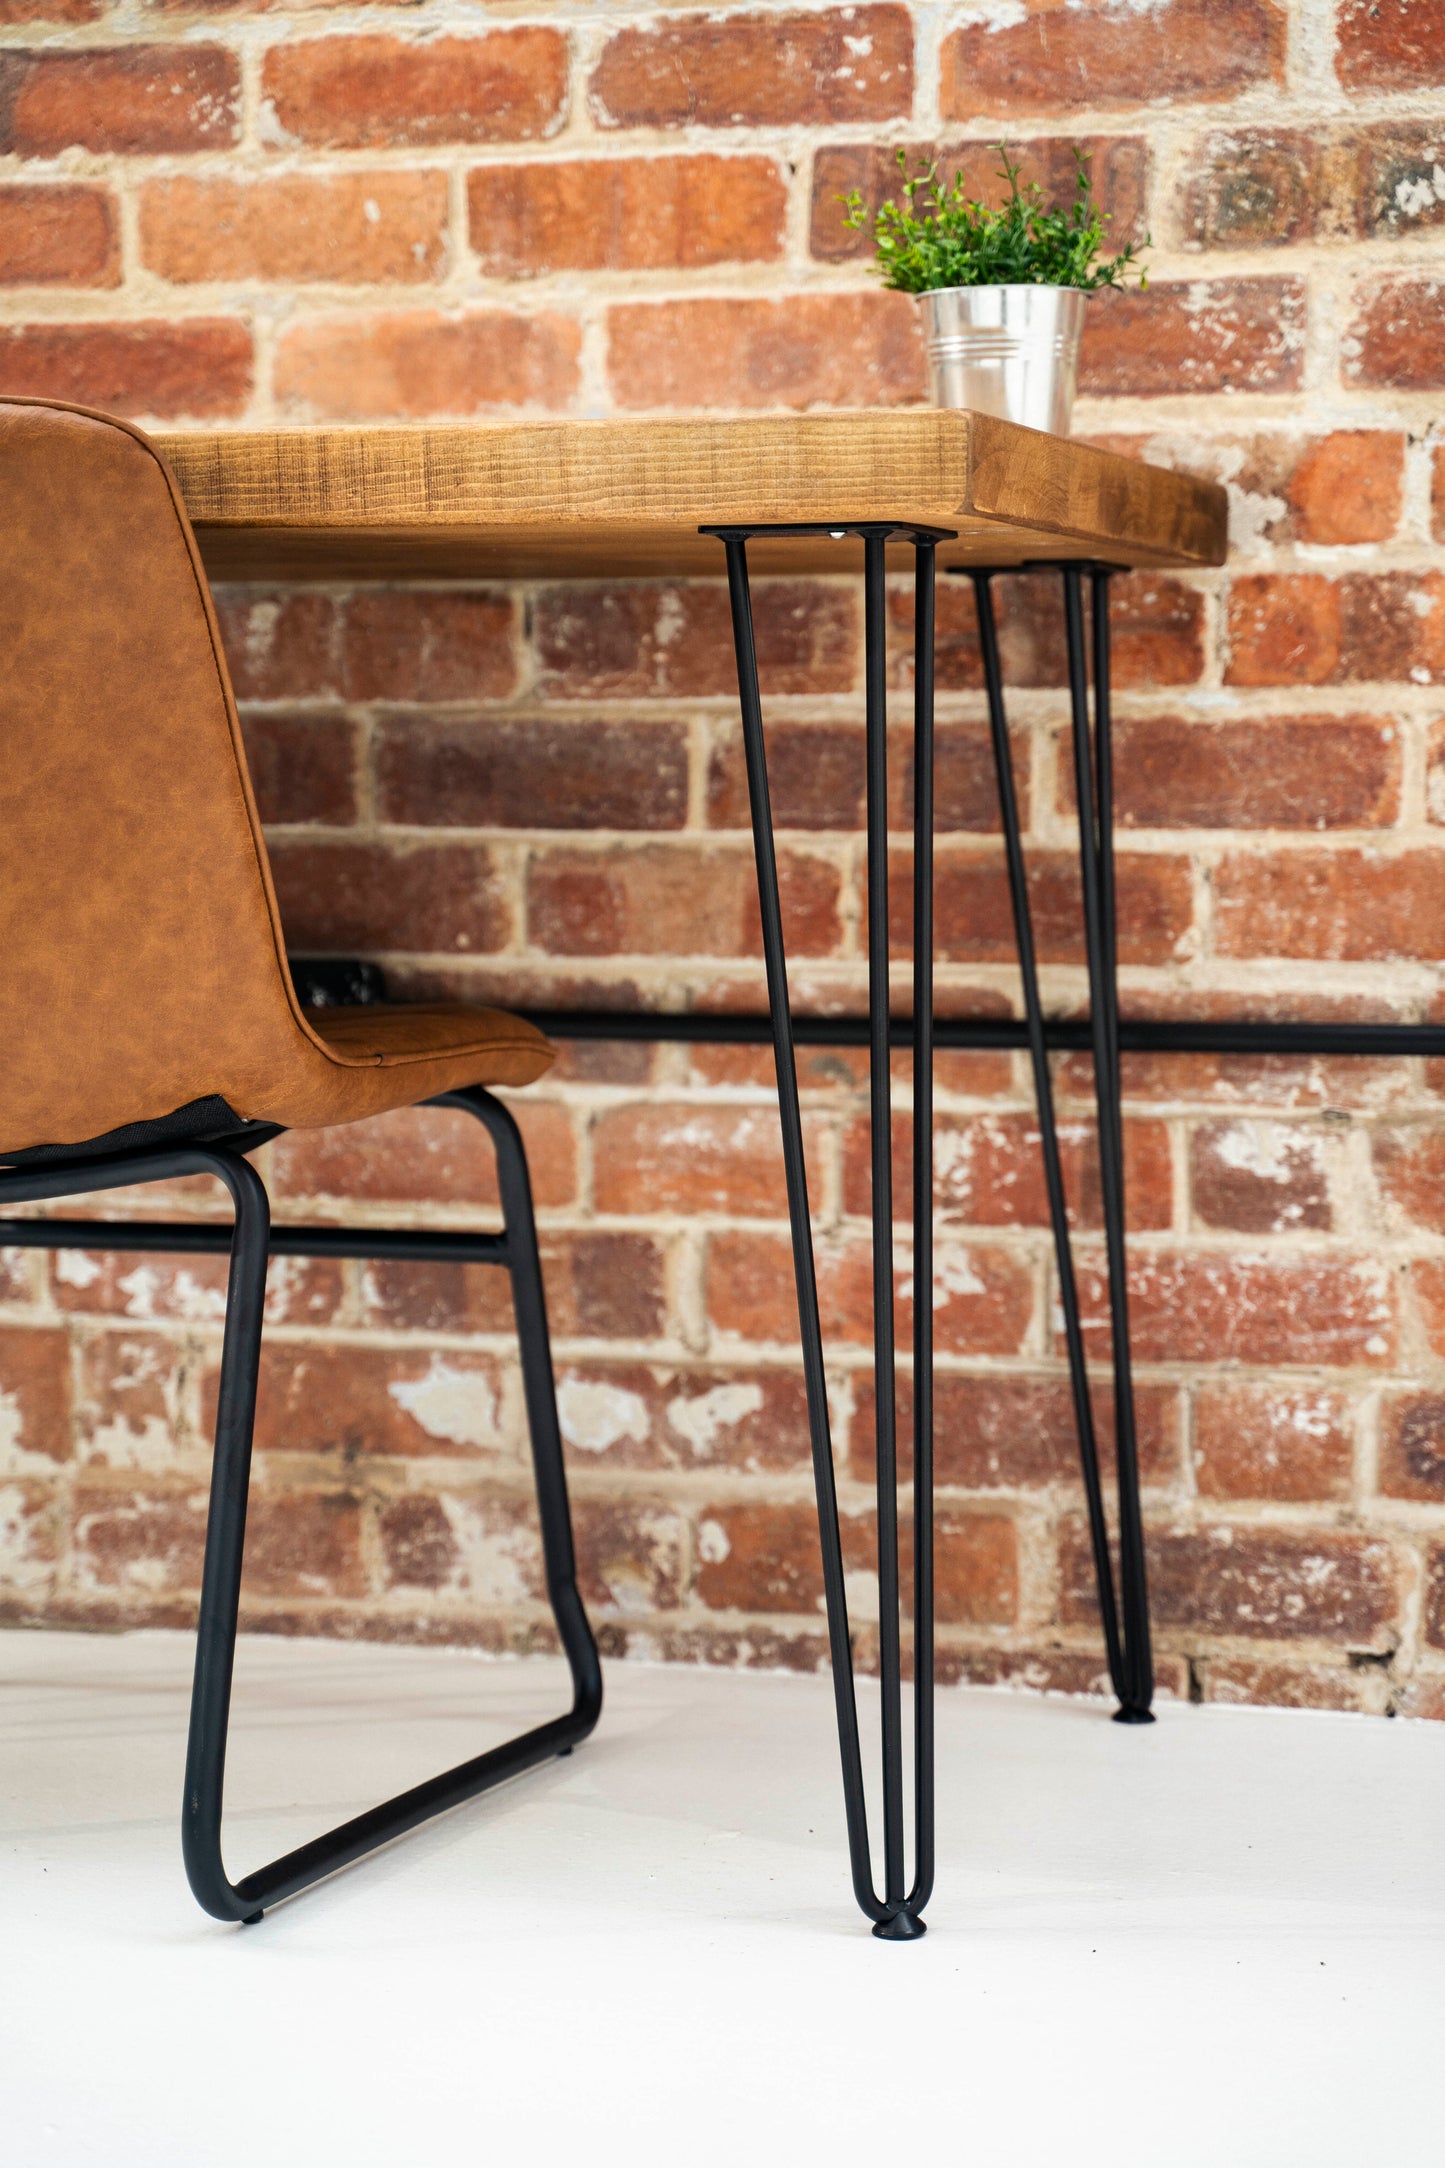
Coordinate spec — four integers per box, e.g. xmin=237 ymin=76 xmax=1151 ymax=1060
xmin=154 ymin=411 xmax=1228 ymax=584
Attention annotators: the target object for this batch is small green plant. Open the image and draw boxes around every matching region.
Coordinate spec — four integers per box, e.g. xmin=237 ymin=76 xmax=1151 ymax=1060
xmin=841 ymin=144 xmax=1148 ymax=294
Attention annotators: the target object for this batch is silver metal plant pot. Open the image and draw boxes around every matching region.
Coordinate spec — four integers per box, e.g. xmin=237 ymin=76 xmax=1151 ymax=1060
xmin=919 ymin=285 xmax=1087 ymax=434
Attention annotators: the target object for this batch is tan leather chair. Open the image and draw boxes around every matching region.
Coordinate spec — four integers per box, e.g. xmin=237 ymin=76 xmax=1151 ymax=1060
xmin=0 ymin=397 xmax=600 ymax=1922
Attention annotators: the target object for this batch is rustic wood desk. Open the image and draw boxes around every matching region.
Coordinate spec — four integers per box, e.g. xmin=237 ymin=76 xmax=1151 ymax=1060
xmin=156 ymin=411 xmax=1227 ymax=1939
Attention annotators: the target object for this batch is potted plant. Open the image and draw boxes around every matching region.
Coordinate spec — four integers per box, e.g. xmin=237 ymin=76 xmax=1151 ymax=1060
xmin=842 ymin=146 xmax=1148 ymax=434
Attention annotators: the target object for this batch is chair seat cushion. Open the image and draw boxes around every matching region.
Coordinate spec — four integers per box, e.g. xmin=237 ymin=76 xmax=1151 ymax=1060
xmin=277 ymin=1002 xmax=554 ymax=1126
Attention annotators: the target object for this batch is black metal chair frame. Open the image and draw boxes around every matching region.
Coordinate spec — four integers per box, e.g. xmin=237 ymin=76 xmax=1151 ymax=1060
xmin=0 ymin=1087 xmax=602 ymax=1923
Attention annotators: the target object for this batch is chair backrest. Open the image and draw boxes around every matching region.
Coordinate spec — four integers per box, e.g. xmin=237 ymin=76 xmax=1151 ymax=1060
xmin=0 ymin=397 xmax=322 ymax=1156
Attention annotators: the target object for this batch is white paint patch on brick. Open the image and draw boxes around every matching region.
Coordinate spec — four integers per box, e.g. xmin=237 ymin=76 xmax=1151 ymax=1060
xmin=0 ymin=1387 xmax=52 ymax=1477
xmin=697 ymin=1516 xmax=731 ymax=1564
xmin=557 ymin=1377 xmax=649 ymax=1454
xmin=389 ymin=1359 xmax=499 ymax=1448
xmin=438 ymin=1497 xmax=534 ymax=1606
xmin=667 ymin=1382 xmax=762 ymax=1457
xmin=0 ymin=1484 xmax=48 ymax=1592
xmin=53 ymin=1252 xmax=101 ymax=1290
xmin=118 ymin=1262 xmax=227 ymax=1323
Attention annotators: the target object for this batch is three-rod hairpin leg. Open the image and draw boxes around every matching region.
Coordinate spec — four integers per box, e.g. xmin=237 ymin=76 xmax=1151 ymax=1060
xmin=705 ymin=521 xmax=951 ymax=1936
xmin=970 ymin=567 xmax=1153 ymax=1721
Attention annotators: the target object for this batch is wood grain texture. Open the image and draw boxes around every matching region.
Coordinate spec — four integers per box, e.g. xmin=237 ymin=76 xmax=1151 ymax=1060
xmin=152 ymin=412 xmax=1228 ymax=583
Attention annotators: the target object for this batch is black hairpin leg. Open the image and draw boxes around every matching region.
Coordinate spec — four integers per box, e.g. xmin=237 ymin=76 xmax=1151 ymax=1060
xmin=971 ymin=567 xmax=1152 ymax=1721
xmin=707 ymin=521 xmax=950 ymax=1935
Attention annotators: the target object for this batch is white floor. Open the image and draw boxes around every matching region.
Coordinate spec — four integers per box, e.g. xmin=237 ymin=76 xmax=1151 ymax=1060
xmin=3 ymin=1635 xmax=1444 ymax=2168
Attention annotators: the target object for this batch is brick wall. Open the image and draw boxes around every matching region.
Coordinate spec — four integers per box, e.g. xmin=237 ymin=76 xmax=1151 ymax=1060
xmin=3 ymin=0 xmax=1445 ymax=1717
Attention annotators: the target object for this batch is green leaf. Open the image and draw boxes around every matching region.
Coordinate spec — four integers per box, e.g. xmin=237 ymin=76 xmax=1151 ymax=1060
xmin=840 ymin=143 xmax=1149 ymax=295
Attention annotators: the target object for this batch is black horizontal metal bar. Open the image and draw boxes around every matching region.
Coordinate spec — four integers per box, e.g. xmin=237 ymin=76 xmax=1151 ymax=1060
xmin=526 ymin=1009 xmax=1445 ymax=1059
xmin=234 ymin=1707 xmax=586 ymax=1912
xmin=0 ymin=1218 xmax=509 ymax=1265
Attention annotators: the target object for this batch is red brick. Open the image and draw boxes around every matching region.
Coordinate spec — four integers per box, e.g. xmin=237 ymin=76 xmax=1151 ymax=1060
xmin=706 ymin=1229 xmax=1035 ymax=1358
xmin=923 ymin=1510 xmax=1019 ymax=1628
xmin=1190 ymin=1119 xmax=1330 ymax=1234
xmin=854 ymin=1370 xmax=1181 ymax=1489
xmin=592 ymin=1102 xmax=826 ymax=1219
xmin=1194 ymin=1382 xmax=1353 ymax=1502
xmin=378 ymin=1493 xmax=457 ymax=1592
xmin=1337 ymin=0 xmax=1445 ymax=90
xmin=1199 ymin=1656 xmax=1382 ymax=1713
xmin=390 ymin=1488 xmax=684 ymax=1621
xmin=77 ymin=1331 xmax=182 ymax=1470
xmin=0 ymin=47 xmax=240 ymax=154
xmin=275 ymin=309 xmax=580 ymax=420
xmin=1057 ymin=1007 xmax=1412 ymax=1118
xmin=0 ymin=0 xmax=103 ymax=17
xmin=272 ymin=1101 xmax=576 ymax=1212
xmin=1373 ymin=1127 xmax=1445 ymax=1233
xmin=51 ymin=1246 xmax=342 ymax=1328
xmin=362 ymin=1231 xmax=666 ymax=1342
xmin=219 ymin=590 xmax=518 ymax=704
xmin=1181 ymin=126 xmax=1445 ymax=251
xmin=1103 ymin=715 xmax=1399 ymax=832
xmin=940 ymin=0 xmax=1284 ymax=116
xmin=378 ymin=718 xmax=687 ymax=833
xmin=0 ymin=1325 xmax=72 ymax=1467
xmin=0 ymin=320 xmax=251 ymax=422
xmin=1380 ymin=1393 xmax=1445 ymax=1502
xmin=552 ymin=1362 xmax=810 ymax=1472
xmin=842 ymin=1109 xmax=1173 ymax=1233
xmin=469 ymin=154 xmax=786 ymax=277
xmin=139 ymin=171 xmax=449 ymax=285
xmin=590 ymin=6 xmax=912 ymax=130
xmin=261 ymin=31 xmax=568 ymax=149
xmin=267 ymin=839 xmax=512 ymax=956
xmin=1226 ymin=573 xmax=1445 ymax=686
xmin=1416 ymin=1260 xmax=1445 ymax=1357
xmin=344 ymin=591 xmax=518 ymax=702
xmin=607 ymin=293 xmax=923 ymax=411
xmin=241 ymin=1490 xmax=366 ymax=1600
xmin=1064 ymin=1521 xmax=1399 ymax=1646
xmin=1180 ymin=129 xmax=1319 ymax=249
xmin=72 ymin=1480 xmax=207 ymax=1595
xmin=376 ymin=1487 xmax=568 ymax=1603
xmin=1434 ymin=444 xmax=1445 ymax=543
xmin=896 ymin=570 xmax=1203 ymax=694
xmin=1079 ymin=279 xmax=1303 ymax=397
xmin=1156 ymin=431 xmax=1404 ymax=550
xmin=1071 ymin=1252 xmax=1396 ymax=1368
xmin=0 ymin=1479 xmax=59 ymax=1601
xmin=534 ymin=581 xmax=857 ymax=700
xmin=247 ymin=1343 xmax=512 ymax=1461
xmin=925 ymin=846 xmax=1193 ymax=968
xmin=814 ymin=134 xmax=1147 ymax=262
xmin=243 ymin=713 xmax=357 ymax=827
xmin=1346 ymin=276 xmax=1445 ymax=392
xmin=572 ymin=1497 xmax=687 ymax=1616
xmin=1428 ymin=1545 xmax=1445 ymax=1651
xmin=693 ymin=1498 xmax=1017 ymax=1626
xmin=526 ymin=844 xmax=842 ymax=960
xmin=1352 ymin=126 xmax=1445 ymax=239
xmin=0 ymin=183 xmax=117 ymax=287
xmin=707 ymin=721 xmax=1008 ymax=833
xmin=214 ymin=591 xmax=338 ymax=701
xmin=1287 ymin=433 xmax=1403 ymax=543
xmin=1215 ymin=848 xmax=1445 ymax=964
